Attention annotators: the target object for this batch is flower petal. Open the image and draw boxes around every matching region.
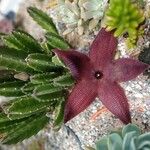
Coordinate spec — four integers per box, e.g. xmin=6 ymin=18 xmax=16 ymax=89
xmin=64 ymin=79 xmax=97 ymax=123
xmin=98 ymin=80 xmax=131 ymax=124
xmin=112 ymin=58 xmax=149 ymax=82
xmin=89 ymin=28 xmax=118 ymax=69
xmin=53 ymin=49 xmax=93 ymax=80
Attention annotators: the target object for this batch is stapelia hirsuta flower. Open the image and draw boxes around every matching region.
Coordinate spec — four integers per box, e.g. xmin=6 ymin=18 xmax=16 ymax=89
xmin=54 ymin=28 xmax=149 ymax=124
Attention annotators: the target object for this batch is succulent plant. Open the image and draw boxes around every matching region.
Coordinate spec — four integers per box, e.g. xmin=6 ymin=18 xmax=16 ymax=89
xmin=104 ymin=0 xmax=145 ymax=48
xmin=90 ymin=124 xmax=150 ymax=150
xmin=52 ymin=0 xmax=108 ymax=35
xmin=0 ymin=7 xmax=74 ymax=144
xmin=88 ymin=124 xmax=150 ymax=150
xmin=78 ymin=0 xmax=108 ymax=30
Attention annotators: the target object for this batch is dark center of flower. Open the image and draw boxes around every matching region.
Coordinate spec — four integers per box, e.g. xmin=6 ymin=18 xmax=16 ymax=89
xmin=94 ymin=71 xmax=103 ymax=80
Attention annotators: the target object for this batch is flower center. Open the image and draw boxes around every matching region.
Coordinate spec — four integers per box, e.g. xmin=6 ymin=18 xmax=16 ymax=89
xmin=94 ymin=71 xmax=103 ymax=80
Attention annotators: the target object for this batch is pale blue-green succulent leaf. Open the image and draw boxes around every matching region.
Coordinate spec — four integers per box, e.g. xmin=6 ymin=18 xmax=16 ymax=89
xmin=137 ymin=133 xmax=150 ymax=149
xmin=96 ymin=136 xmax=108 ymax=150
xmin=108 ymin=133 xmax=122 ymax=150
xmin=122 ymin=131 xmax=138 ymax=150
xmin=122 ymin=124 xmax=141 ymax=137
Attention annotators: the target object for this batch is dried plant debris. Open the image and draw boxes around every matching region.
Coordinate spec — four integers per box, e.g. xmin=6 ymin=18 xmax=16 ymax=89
xmin=50 ymin=0 xmax=108 ymax=35
xmin=139 ymin=46 xmax=150 ymax=77
xmin=104 ymin=0 xmax=145 ymax=48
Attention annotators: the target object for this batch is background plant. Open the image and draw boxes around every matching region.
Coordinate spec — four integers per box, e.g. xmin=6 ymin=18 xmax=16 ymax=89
xmin=104 ymin=0 xmax=145 ymax=48
xmin=0 ymin=7 xmax=74 ymax=144
xmin=88 ymin=124 xmax=150 ymax=150
xmin=51 ymin=0 xmax=108 ymax=35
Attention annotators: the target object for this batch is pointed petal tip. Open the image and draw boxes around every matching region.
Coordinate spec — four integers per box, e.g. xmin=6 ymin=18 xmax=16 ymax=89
xmin=98 ymin=81 xmax=132 ymax=125
xmin=53 ymin=48 xmax=63 ymax=56
xmin=89 ymin=27 xmax=118 ymax=69
xmin=64 ymin=115 xmax=69 ymax=123
xmin=64 ymin=107 xmax=72 ymax=123
xmin=112 ymin=59 xmax=149 ymax=82
xmin=63 ymin=80 xmax=97 ymax=123
xmin=120 ymin=112 xmax=131 ymax=125
xmin=64 ymin=111 xmax=72 ymax=123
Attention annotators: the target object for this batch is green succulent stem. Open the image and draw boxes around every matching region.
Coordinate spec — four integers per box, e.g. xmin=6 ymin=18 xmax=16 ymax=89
xmin=0 ymin=6 xmax=74 ymax=144
xmin=104 ymin=0 xmax=145 ymax=48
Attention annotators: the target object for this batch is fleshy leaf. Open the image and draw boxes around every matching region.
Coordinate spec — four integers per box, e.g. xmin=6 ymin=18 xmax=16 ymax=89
xmin=54 ymin=73 xmax=75 ymax=87
xmin=53 ymin=100 xmax=65 ymax=131
xmin=3 ymin=30 xmax=42 ymax=53
xmin=2 ymin=112 xmax=49 ymax=144
xmin=108 ymin=133 xmax=122 ymax=150
xmin=122 ymin=131 xmax=138 ymax=150
xmin=5 ymin=96 xmax=52 ymax=115
xmin=26 ymin=53 xmax=63 ymax=72
xmin=0 ymin=81 xmax=25 ymax=97
xmin=33 ymin=84 xmax=65 ymax=102
xmin=104 ymin=0 xmax=145 ymax=47
xmin=0 ymin=113 xmax=12 ymax=124
xmin=0 ymin=113 xmax=33 ymax=133
xmin=122 ymin=124 xmax=141 ymax=137
xmin=30 ymin=72 xmax=59 ymax=84
xmin=0 ymin=47 xmax=28 ymax=60
xmin=137 ymin=133 xmax=150 ymax=149
xmin=21 ymin=82 xmax=35 ymax=95
xmin=46 ymin=32 xmax=70 ymax=50
xmin=27 ymin=7 xmax=58 ymax=34
xmin=0 ymin=55 xmax=34 ymax=74
xmin=96 ymin=137 xmax=108 ymax=150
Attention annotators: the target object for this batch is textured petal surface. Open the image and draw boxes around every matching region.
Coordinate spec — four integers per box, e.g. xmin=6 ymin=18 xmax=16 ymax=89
xmin=54 ymin=49 xmax=93 ymax=80
xmin=111 ymin=58 xmax=149 ymax=82
xmin=89 ymin=28 xmax=118 ymax=70
xmin=64 ymin=79 xmax=97 ymax=123
xmin=98 ymin=80 xmax=131 ymax=124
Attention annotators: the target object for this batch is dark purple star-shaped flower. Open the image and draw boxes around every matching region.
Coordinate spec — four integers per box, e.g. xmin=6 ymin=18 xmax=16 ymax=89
xmin=54 ymin=28 xmax=149 ymax=124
